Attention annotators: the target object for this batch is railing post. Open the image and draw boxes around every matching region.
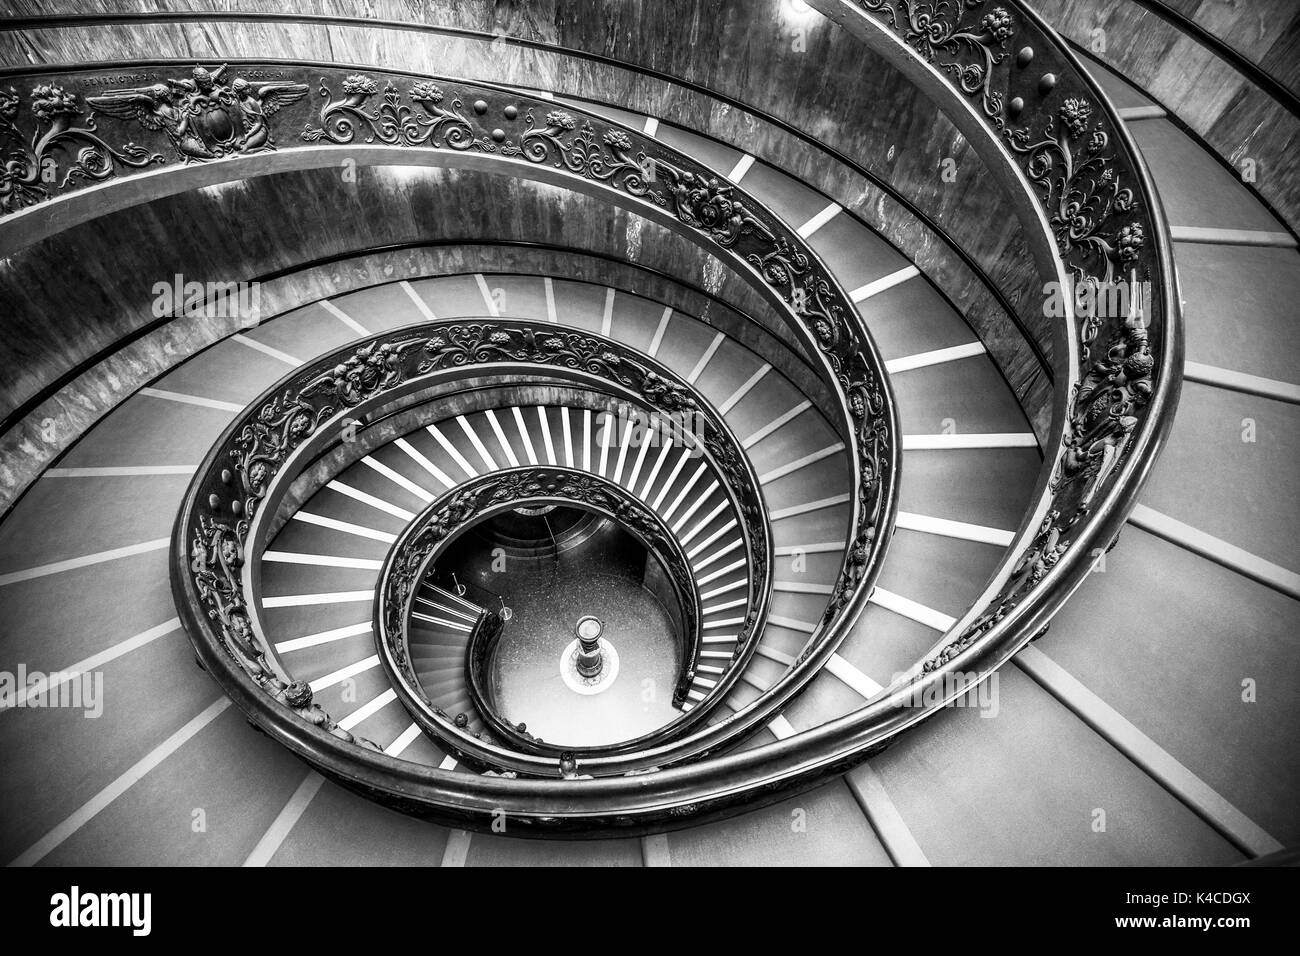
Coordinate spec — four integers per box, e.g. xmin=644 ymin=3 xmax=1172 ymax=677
xmin=574 ymin=616 xmax=605 ymax=679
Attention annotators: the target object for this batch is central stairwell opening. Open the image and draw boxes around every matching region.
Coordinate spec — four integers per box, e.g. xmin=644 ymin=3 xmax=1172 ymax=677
xmin=431 ymin=506 xmax=687 ymax=747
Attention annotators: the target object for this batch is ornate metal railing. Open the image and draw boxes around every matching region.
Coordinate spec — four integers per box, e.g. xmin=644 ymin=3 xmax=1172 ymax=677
xmin=463 ymin=608 xmax=509 ymax=739
xmin=380 ymin=465 xmax=714 ymax=763
xmin=175 ymin=314 xmax=820 ymax=779
xmin=6 ymin=63 xmax=894 ymax=581
xmin=37 ymin=0 xmax=1181 ymax=827
xmin=132 ymin=60 xmax=904 ymax=817
xmin=808 ymin=2 xmax=1180 ymax=698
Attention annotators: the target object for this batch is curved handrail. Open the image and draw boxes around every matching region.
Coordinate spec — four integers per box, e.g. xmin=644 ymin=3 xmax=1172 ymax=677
xmin=160 ymin=64 xmax=899 ymax=805
xmin=1131 ymin=0 xmax=1300 ymax=120
xmin=814 ymin=0 xmax=1181 ymax=712
xmin=136 ymin=0 xmax=1185 ymax=830
xmin=379 ymin=464 xmax=721 ymax=763
xmin=175 ymin=310 xmax=893 ymax=776
xmin=463 ymin=609 xmax=511 ymax=738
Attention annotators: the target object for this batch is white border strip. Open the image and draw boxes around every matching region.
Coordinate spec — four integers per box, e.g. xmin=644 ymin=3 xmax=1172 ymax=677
xmin=274 ymin=621 xmax=372 ymax=654
xmin=845 ymin=763 xmax=931 ymax=866
xmin=1129 ymin=504 xmax=1300 ymax=600
xmin=262 ymin=551 xmax=383 ymax=570
xmin=139 ymin=387 xmax=243 ymax=412
xmin=902 ymin=433 xmax=1038 ymax=450
xmin=231 ymin=333 xmax=301 ymax=367
xmin=895 ymin=511 xmax=1015 ymax=546
xmin=1184 ymin=361 xmax=1300 ymax=405
xmin=850 ymin=265 xmax=920 ymax=303
xmin=8 ymin=698 xmax=231 ymax=867
xmin=1170 ymin=226 xmax=1296 ymax=248
xmin=242 ymin=771 xmax=325 ymax=867
xmin=797 ymin=201 xmax=841 ymax=238
xmin=44 ymin=465 xmax=196 ymax=478
xmin=0 ymin=538 xmax=169 ymax=587
xmin=400 ymin=280 xmax=437 ymax=321
xmin=0 ymin=617 xmax=181 ymax=713
xmin=263 ymin=590 xmax=374 ymax=609
xmin=869 ymin=587 xmax=956 ymax=632
xmin=885 ymin=341 xmax=985 ymax=374
xmin=320 ymin=300 xmax=370 ymax=336
xmin=1017 ymin=644 xmax=1283 ymax=858
xmin=727 ymin=154 xmax=755 ymax=183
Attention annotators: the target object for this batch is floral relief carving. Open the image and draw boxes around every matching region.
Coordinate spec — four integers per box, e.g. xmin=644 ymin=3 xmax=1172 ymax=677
xmin=303 ymin=74 xmax=502 ymax=152
xmin=522 ymin=109 xmax=652 ymax=195
xmin=0 ymin=83 xmax=162 ymax=211
xmin=7 ymin=66 xmax=891 ymax=654
xmin=861 ymin=0 xmax=1017 ymax=118
xmin=848 ymin=1 xmax=1168 ymax=677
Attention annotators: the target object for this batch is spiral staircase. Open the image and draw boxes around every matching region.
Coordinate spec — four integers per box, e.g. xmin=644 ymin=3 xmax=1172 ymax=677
xmin=0 ymin=0 xmax=1295 ymax=867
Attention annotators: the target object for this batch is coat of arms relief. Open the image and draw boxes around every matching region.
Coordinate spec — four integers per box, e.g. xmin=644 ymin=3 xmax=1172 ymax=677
xmin=86 ymin=65 xmax=309 ymax=162
xmin=0 ymin=64 xmax=308 ymax=211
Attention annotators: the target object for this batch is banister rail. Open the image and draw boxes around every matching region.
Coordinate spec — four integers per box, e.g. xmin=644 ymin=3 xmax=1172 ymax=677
xmin=812 ymin=0 xmax=1181 ymax=730
xmin=109 ymin=0 xmax=1187 ymax=830
xmin=174 ymin=313 xmax=852 ymax=779
xmin=380 ymin=464 xmax=719 ymax=763
xmin=134 ymin=63 xmax=902 ymax=817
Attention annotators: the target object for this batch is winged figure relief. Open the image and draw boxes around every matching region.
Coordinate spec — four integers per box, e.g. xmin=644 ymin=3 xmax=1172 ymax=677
xmin=230 ymin=78 xmax=310 ymax=152
xmin=87 ymin=65 xmax=308 ymax=162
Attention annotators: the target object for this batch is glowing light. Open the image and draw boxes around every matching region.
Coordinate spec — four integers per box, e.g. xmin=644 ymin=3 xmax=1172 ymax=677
xmin=197 ymin=179 xmax=249 ymax=200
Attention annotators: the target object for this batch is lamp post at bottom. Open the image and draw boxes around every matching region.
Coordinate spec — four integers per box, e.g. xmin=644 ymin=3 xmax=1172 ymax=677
xmin=560 ymin=616 xmax=619 ymax=695
xmin=574 ymin=615 xmax=604 ymax=678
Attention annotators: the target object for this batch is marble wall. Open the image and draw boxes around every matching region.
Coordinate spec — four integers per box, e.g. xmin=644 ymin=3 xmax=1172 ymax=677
xmin=0 ymin=1 xmax=1053 ymax=371
xmin=0 ymin=1 xmax=1066 ymax=508
xmin=0 ymin=164 xmax=842 ymax=510
xmin=1033 ymin=0 xmax=1300 ymax=230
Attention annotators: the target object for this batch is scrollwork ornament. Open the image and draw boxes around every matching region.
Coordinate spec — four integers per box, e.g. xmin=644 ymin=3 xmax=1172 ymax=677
xmin=859 ymin=1 xmax=1016 ymax=119
xmin=302 ymin=75 xmax=502 ymax=152
xmin=521 ymin=108 xmax=652 ymax=195
xmin=186 ymin=318 xmax=787 ymax=766
xmin=0 ymin=83 xmax=163 ymax=211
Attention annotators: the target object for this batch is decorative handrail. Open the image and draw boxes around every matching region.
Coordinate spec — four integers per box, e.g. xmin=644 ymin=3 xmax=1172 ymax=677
xmin=463 ymin=608 xmax=509 ymax=737
xmin=137 ymin=0 xmax=1177 ymax=827
xmin=146 ymin=62 xmax=901 ymax=810
xmin=380 ymin=465 xmax=714 ymax=763
xmin=809 ymin=1 xmax=1180 ymax=708
xmin=5 ymin=63 xmax=894 ymax=587
xmin=174 ymin=314 xmax=822 ymax=777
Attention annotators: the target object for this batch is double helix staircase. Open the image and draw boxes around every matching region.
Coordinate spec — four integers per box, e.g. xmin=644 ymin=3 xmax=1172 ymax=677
xmin=0 ymin=0 xmax=1294 ymax=867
